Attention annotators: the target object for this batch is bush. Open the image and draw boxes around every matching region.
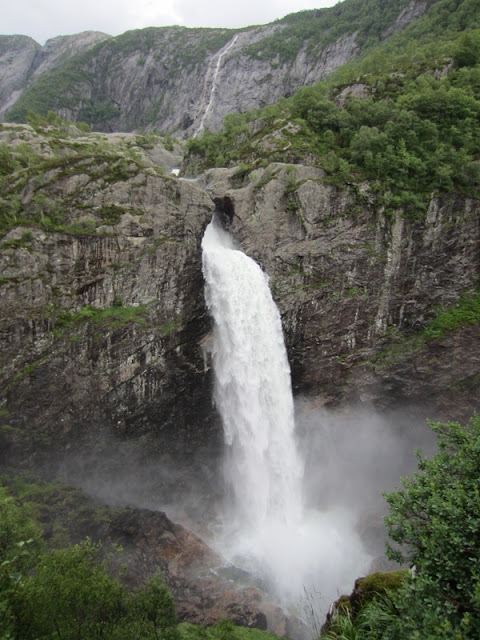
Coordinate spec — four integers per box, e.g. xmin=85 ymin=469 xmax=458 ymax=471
xmin=12 ymin=540 xmax=127 ymax=640
xmin=321 ymin=415 xmax=480 ymax=639
xmin=384 ymin=414 xmax=480 ymax=639
xmin=0 ymin=487 xmax=43 ymax=639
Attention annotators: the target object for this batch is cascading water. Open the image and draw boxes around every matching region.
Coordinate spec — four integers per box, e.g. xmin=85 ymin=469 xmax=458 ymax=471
xmin=202 ymin=218 xmax=303 ymax=528
xmin=194 ymin=35 xmax=238 ymax=137
xmin=202 ymin=217 xmax=370 ymax=615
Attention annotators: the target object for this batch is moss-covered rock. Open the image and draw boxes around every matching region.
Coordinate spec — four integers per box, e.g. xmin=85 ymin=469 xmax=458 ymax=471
xmin=322 ymin=570 xmax=408 ymax=637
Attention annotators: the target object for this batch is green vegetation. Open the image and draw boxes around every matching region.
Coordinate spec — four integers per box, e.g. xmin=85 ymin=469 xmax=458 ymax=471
xmin=422 ymin=294 xmax=480 ymax=339
xmin=371 ymin=292 xmax=480 ymax=370
xmin=247 ymin=0 xmax=412 ymax=63
xmin=1 ymin=477 xmax=112 ymax=550
xmin=6 ymin=62 xmax=93 ymax=125
xmin=55 ymin=304 xmax=149 ymax=330
xmin=79 ymin=99 xmax=121 ymax=125
xmin=186 ymin=0 xmax=480 ymax=221
xmin=0 ymin=119 xmax=168 ymax=238
xmin=0 ymin=231 xmax=34 ymax=250
xmin=179 ymin=621 xmax=280 ymax=640
xmin=322 ymin=414 xmax=480 ymax=640
xmin=0 ymin=496 xmax=178 ymax=640
xmin=0 ymin=483 xmax=279 ymax=640
xmin=23 ymin=300 xmax=176 ymax=346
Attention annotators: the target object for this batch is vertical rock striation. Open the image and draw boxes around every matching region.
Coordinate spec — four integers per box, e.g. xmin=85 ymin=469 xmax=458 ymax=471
xmin=0 ymin=125 xmax=219 ymax=513
xmin=199 ymin=164 xmax=480 ymax=421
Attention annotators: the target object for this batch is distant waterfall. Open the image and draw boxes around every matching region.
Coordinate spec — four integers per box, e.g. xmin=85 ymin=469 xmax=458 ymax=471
xmin=194 ymin=35 xmax=238 ymax=137
xmin=201 ymin=217 xmax=369 ymax=610
xmin=202 ymin=218 xmax=304 ymax=531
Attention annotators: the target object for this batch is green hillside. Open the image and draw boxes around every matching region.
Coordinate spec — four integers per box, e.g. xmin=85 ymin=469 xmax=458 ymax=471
xmin=4 ymin=0 xmax=442 ymax=131
xmin=185 ymin=0 xmax=480 ymax=219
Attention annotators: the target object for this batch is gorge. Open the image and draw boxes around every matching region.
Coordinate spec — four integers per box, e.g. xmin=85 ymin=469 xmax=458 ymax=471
xmin=0 ymin=0 xmax=479 ymax=636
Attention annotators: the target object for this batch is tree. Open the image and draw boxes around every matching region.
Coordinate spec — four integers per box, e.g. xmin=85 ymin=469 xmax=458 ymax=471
xmin=12 ymin=539 xmax=127 ymax=640
xmin=0 ymin=487 xmax=42 ymax=640
xmin=455 ymin=32 xmax=480 ymax=68
xmin=128 ymin=573 xmax=178 ymax=640
xmin=384 ymin=414 xmax=480 ymax=639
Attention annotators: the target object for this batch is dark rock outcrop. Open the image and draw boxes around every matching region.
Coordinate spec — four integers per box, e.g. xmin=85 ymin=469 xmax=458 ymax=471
xmin=9 ymin=478 xmax=286 ymax=632
xmin=108 ymin=508 xmax=274 ymax=630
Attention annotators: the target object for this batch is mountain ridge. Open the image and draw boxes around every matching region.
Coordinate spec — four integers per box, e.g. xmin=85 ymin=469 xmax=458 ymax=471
xmin=1 ymin=0 xmax=431 ymax=136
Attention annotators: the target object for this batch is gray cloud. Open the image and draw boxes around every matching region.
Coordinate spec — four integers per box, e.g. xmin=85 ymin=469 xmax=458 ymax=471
xmin=2 ymin=0 xmax=338 ymax=44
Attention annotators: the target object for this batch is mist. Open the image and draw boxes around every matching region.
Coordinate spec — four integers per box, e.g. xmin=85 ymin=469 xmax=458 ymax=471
xmin=296 ymin=400 xmax=437 ymax=515
xmin=59 ymin=394 xmax=437 ymax=631
xmin=210 ymin=400 xmax=436 ymax=623
xmin=58 ymin=219 xmax=438 ymax=631
xmin=59 ymin=434 xmax=224 ymax=527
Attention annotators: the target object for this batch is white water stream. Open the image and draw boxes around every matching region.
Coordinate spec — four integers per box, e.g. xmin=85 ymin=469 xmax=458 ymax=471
xmin=194 ymin=35 xmax=238 ymax=137
xmin=202 ymin=218 xmax=369 ymax=615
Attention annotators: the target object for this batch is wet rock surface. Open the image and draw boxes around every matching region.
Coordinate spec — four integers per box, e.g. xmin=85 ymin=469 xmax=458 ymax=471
xmin=199 ymin=164 xmax=480 ymax=422
xmin=0 ymin=127 xmax=478 ymax=635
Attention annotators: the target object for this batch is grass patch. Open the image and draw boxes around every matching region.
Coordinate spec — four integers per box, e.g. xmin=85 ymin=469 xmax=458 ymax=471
xmin=422 ymin=295 xmax=480 ymax=340
xmin=178 ymin=620 xmax=280 ymax=640
xmin=56 ymin=304 xmax=149 ymax=330
xmin=0 ymin=230 xmax=34 ymax=249
xmin=372 ymin=294 xmax=480 ymax=369
xmin=8 ymin=356 xmax=49 ymax=387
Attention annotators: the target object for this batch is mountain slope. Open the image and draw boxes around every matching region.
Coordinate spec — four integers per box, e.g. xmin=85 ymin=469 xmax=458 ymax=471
xmin=0 ymin=32 xmax=110 ymax=119
xmin=2 ymin=0 xmax=432 ymax=136
xmin=185 ymin=0 xmax=480 ymax=217
xmin=0 ymin=35 xmax=40 ymax=117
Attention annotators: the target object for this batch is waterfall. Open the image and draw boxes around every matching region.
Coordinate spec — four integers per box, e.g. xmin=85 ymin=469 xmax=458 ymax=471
xmin=194 ymin=35 xmax=238 ymax=137
xmin=201 ymin=218 xmax=370 ymax=611
xmin=202 ymin=218 xmax=304 ymax=530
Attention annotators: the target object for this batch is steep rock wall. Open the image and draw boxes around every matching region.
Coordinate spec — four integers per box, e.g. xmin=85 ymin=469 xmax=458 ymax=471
xmin=0 ymin=125 xmax=219 ymax=512
xmin=1 ymin=0 xmax=430 ymax=136
xmin=199 ymin=165 xmax=480 ymax=422
xmin=27 ymin=26 xmax=358 ymax=137
xmin=0 ymin=35 xmax=40 ymax=117
xmin=1 ymin=127 xmax=478 ymax=509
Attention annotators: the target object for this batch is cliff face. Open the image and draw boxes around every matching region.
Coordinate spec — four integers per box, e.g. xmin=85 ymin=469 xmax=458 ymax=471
xmin=0 ymin=32 xmax=110 ymax=118
xmin=0 ymin=124 xmax=219 ymax=513
xmin=200 ymin=165 xmax=480 ymax=422
xmin=0 ymin=121 xmax=478 ymax=633
xmin=1 ymin=1 xmax=429 ymax=136
xmin=0 ymin=35 xmax=40 ymax=117
xmin=1 ymin=125 xmax=479 ymax=496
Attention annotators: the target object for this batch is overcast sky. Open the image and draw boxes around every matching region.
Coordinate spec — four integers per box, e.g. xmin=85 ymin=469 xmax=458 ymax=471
xmin=3 ymin=0 xmax=340 ymax=45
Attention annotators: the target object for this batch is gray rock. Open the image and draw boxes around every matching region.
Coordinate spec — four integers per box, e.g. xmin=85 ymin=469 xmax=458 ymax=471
xmin=1 ymin=1 xmax=427 ymax=136
xmin=0 ymin=35 xmax=40 ymax=117
xmin=0 ymin=32 xmax=110 ymax=118
xmin=201 ymin=164 xmax=480 ymax=420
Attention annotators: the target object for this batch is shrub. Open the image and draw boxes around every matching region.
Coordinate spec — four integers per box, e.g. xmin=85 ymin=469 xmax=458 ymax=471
xmin=384 ymin=415 xmax=480 ymax=638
